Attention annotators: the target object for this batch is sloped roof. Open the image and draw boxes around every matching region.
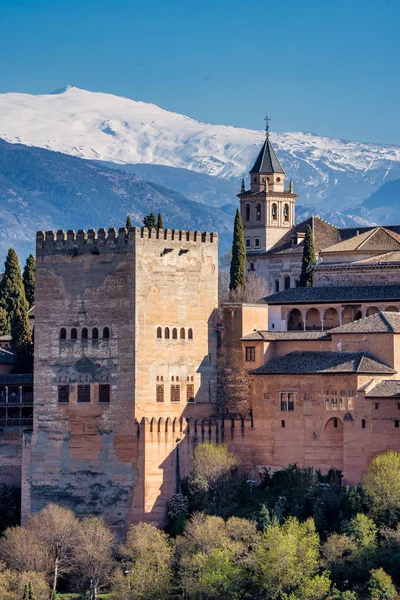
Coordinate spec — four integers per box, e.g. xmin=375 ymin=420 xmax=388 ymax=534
xmin=251 ymin=351 xmax=396 ymax=375
xmin=261 ymin=216 xmax=340 ymax=257
xmin=350 ymin=251 xmax=400 ymax=265
xmin=242 ymin=331 xmax=331 ymax=341
xmin=322 ymin=227 xmax=400 ymax=254
xmin=250 ymin=136 xmax=285 ymax=174
xmin=329 ymin=311 xmax=400 ymax=335
xmin=0 ymin=373 xmax=32 ymax=384
xmin=365 ymin=380 xmax=400 ymax=398
xmin=263 ymin=284 xmax=400 ymax=305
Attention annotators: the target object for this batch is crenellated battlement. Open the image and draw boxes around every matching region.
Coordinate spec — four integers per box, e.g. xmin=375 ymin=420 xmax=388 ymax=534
xmin=36 ymin=227 xmax=218 ymax=255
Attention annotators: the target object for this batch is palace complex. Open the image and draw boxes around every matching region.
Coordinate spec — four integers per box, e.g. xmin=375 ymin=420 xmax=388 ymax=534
xmin=1 ymin=127 xmax=400 ymax=532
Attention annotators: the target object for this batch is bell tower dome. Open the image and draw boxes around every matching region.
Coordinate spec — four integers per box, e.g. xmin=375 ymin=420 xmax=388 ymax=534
xmin=238 ymin=115 xmax=296 ymax=252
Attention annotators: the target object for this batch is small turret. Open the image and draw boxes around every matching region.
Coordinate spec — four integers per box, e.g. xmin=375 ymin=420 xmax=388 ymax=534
xmin=241 ymin=178 xmax=245 ymax=193
xmin=289 ymin=179 xmax=293 ymax=194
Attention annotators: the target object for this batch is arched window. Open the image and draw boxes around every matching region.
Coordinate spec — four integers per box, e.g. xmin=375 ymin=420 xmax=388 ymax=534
xmin=188 ymin=328 xmax=193 ymax=340
xmin=256 ymin=203 xmax=261 ymax=221
xmin=284 ymin=204 xmax=289 ymax=221
xmin=82 ymin=328 xmax=88 ymax=340
xmin=245 ymin=204 xmax=250 ymax=221
xmin=157 ymin=327 xmax=162 ymax=339
xmin=103 ymin=327 xmax=110 ymax=339
xmin=284 ymin=275 xmax=291 ymax=290
xmin=250 ymin=262 xmax=255 ymax=271
xmin=165 ymin=327 xmax=170 ymax=339
xmin=334 ymin=418 xmax=338 ymax=428
xmin=172 ymin=328 xmax=177 ymax=339
xmin=71 ymin=328 xmax=77 ymax=340
xmin=272 ymin=204 xmax=277 ymax=220
xmin=180 ymin=327 xmax=185 ymax=339
xmin=92 ymin=328 xmax=99 ymax=340
xmin=60 ymin=328 xmax=66 ymax=340
xmin=362 ymin=419 xmax=366 ymax=429
xmin=281 ymin=420 xmax=285 ymax=428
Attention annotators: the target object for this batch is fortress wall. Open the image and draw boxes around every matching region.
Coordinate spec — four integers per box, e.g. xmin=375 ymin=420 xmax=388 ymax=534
xmin=0 ymin=428 xmax=23 ymax=488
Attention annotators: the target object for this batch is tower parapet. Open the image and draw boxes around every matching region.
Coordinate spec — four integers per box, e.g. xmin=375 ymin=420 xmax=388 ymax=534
xmin=36 ymin=227 xmax=218 ymax=256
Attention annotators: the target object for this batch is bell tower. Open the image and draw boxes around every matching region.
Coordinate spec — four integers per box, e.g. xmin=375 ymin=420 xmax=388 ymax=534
xmin=238 ymin=115 xmax=296 ymax=252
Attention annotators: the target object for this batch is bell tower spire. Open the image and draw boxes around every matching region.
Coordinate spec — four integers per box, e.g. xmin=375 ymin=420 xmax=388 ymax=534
xmin=237 ymin=114 xmax=297 ymax=252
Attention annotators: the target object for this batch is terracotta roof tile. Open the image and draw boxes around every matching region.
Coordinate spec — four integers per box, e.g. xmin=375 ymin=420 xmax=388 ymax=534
xmin=251 ymin=351 xmax=396 ymax=375
xmin=329 ymin=311 xmax=400 ymax=334
xmin=264 ymin=284 xmax=400 ymax=305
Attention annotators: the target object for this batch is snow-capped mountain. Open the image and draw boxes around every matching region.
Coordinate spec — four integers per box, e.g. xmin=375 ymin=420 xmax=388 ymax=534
xmin=1 ymin=86 xmax=400 ymax=211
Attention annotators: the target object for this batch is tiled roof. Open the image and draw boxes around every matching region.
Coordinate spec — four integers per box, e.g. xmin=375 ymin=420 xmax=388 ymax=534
xmin=322 ymin=227 xmax=400 ymax=254
xmin=265 ymin=216 xmax=341 ymax=256
xmin=0 ymin=348 xmax=16 ymax=364
xmin=329 ymin=312 xmax=400 ymax=335
xmin=242 ymin=331 xmax=331 ymax=341
xmin=263 ymin=284 xmax=400 ymax=305
xmin=351 ymin=251 xmax=400 ymax=265
xmin=365 ymin=380 xmax=400 ymax=398
xmin=251 ymin=351 xmax=396 ymax=375
xmin=0 ymin=373 xmax=33 ymax=384
xmin=250 ymin=136 xmax=285 ymax=174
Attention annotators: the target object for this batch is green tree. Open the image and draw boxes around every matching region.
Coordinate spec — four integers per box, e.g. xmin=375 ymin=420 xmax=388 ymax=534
xmin=229 ymin=209 xmax=246 ymax=292
xmin=11 ymin=309 xmax=33 ymax=374
xmin=157 ymin=213 xmax=164 ymax=230
xmin=0 ymin=249 xmax=28 ymax=333
xmin=299 ymin=224 xmax=316 ymax=287
xmin=187 ymin=442 xmax=240 ymax=515
xmin=346 ymin=514 xmax=377 ymax=550
xmin=368 ymin=568 xmax=396 ymax=599
xmin=114 ymin=522 xmax=173 ymax=600
xmin=253 ymin=517 xmax=320 ymax=599
xmin=143 ymin=213 xmax=157 ymax=229
xmin=22 ymin=255 xmax=35 ymax=309
xmin=362 ymin=450 xmax=400 ymax=525
xmin=126 ymin=215 xmax=132 ymax=228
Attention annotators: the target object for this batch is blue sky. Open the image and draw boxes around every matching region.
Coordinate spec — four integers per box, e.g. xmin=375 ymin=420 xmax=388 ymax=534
xmin=1 ymin=0 xmax=399 ymax=144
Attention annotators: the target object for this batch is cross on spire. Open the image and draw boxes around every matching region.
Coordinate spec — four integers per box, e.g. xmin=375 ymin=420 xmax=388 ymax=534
xmin=264 ymin=112 xmax=271 ymax=137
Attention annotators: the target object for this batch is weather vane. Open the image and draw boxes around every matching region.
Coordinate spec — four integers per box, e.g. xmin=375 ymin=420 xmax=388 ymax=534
xmin=264 ymin=112 xmax=271 ymax=137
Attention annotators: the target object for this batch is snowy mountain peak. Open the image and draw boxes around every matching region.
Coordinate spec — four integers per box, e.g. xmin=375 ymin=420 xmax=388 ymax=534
xmin=0 ymin=87 xmax=400 ymax=210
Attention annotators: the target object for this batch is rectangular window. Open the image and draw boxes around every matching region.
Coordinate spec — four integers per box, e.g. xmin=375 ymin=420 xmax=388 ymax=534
xmin=325 ymin=398 xmax=330 ymax=410
xmin=374 ymin=403 xmax=380 ymax=410
xmin=331 ymin=398 xmax=338 ymax=410
xmin=77 ymin=384 xmax=90 ymax=403
xmin=254 ymin=238 xmax=260 ymax=248
xmin=171 ymin=384 xmax=180 ymax=403
xmin=186 ymin=384 xmax=195 ymax=403
xmin=339 ymin=397 xmax=344 ymax=410
xmin=245 ymin=346 xmax=256 ymax=362
xmin=280 ymin=392 xmax=295 ymax=411
xmin=58 ymin=385 xmax=69 ymax=403
xmin=275 ymin=280 xmax=280 ymax=293
xmin=245 ymin=239 xmax=251 ymax=248
xmin=156 ymin=384 xmax=164 ymax=403
xmin=395 ymin=420 xmax=399 ymax=428
xmin=348 ymin=398 xmax=353 ymax=410
xmin=99 ymin=384 xmax=110 ymax=403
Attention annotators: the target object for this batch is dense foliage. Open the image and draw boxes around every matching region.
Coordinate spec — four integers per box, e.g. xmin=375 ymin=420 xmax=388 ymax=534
xmin=157 ymin=212 xmax=164 ymax=229
xmin=143 ymin=212 xmax=157 ymax=229
xmin=2 ymin=447 xmax=400 ymax=599
xmin=229 ymin=209 xmax=246 ymax=292
xmin=23 ymin=254 xmax=36 ymax=309
xmin=299 ymin=223 xmax=316 ymax=287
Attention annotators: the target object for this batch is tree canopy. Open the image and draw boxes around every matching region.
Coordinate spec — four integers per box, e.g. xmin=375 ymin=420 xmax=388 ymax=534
xmin=143 ymin=213 xmax=157 ymax=229
xmin=299 ymin=224 xmax=316 ymax=287
xmin=23 ymin=254 xmax=35 ymax=309
xmin=229 ymin=209 xmax=246 ymax=292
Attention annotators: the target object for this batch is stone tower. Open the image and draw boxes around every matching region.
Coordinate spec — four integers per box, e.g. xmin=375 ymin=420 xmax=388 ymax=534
xmin=238 ymin=120 xmax=296 ymax=252
xmin=22 ymin=227 xmax=218 ymax=530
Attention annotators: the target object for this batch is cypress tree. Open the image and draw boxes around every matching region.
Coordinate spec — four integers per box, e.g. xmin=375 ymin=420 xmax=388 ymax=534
xmin=229 ymin=209 xmax=247 ymax=292
xmin=126 ymin=215 xmax=132 ymax=229
xmin=0 ymin=249 xmax=28 ymax=333
xmin=143 ymin=213 xmax=157 ymax=229
xmin=23 ymin=254 xmax=36 ymax=308
xmin=157 ymin=212 xmax=164 ymax=230
xmin=0 ymin=308 xmax=8 ymax=337
xmin=11 ymin=309 xmax=33 ymax=374
xmin=299 ymin=223 xmax=316 ymax=287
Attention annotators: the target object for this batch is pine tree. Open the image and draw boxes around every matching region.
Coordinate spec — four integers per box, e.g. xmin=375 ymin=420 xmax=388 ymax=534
xmin=11 ymin=309 xmax=33 ymax=374
xmin=125 ymin=215 xmax=132 ymax=229
xmin=157 ymin=212 xmax=164 ymax=230
xmin=143 ymin=213 xmax=157 ymax=229
xmin=23 ymin=254 xmax=36 ymax=309
xmin=0 ymin=249 xmax=28 ymax=333
xmin=299 ymin=223 xmax=316 ymax=288
xmin=229 ymin=209 xmax=246 ymax=292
